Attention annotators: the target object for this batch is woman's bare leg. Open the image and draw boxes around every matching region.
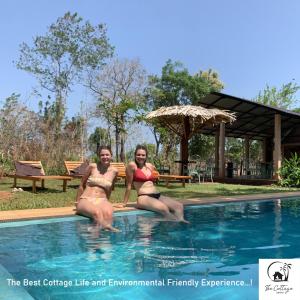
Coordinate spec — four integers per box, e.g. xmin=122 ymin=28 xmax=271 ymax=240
xmin=137 ymin=195 xmax=177 ymax=220
xmin=159 ymin=196 xmax=189 ymax=223
xmin=100 ymin=201 xmax=120 ymax=232
xmin=77 ymin=199 xmax=119 ymax=231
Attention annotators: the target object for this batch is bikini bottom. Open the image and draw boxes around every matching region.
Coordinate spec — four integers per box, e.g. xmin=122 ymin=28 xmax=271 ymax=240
xmin=138 ymin=193 xmax=161 ymax=199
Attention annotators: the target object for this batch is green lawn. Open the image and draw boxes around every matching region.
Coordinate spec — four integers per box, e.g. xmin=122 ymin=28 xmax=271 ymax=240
xmin=0 ymin=177 xmax=297 ymax=211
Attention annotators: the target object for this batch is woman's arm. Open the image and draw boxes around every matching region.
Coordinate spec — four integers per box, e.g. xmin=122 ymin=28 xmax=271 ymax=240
xmin=75 ymin=164 xmax=93 ymax=203
xmin=119 ymin=162 xmax=135 ymax=207
xmin=106 ymin=168 xmax=118 ymax=199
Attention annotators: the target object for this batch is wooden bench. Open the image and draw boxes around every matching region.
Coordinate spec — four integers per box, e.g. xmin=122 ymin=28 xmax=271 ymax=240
xmin=64 ymin=161 xmax=89 ymax=178
xmin=110 ymin=162 xmax=126 ymax=179
xmin=153 ymin=170 xmax=191 ymax=187
xmin=109 ymin=165 xmax=190 ymax=187
xmin=64 ymin=161 xmax=126 ymax=180
xmin=7 ymin=161 xmax=72 ymax=193
xmin=64 ymin=161 xmax=190 ymax=187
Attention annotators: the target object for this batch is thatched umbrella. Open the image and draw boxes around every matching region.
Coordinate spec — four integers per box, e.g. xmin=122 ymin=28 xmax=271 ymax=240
xmin=145 ymin=105 xmax=236 ymax=175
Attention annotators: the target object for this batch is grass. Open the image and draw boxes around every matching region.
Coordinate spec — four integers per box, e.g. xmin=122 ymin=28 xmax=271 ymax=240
xmin=0 ymin=177 xmax=297 ymax=211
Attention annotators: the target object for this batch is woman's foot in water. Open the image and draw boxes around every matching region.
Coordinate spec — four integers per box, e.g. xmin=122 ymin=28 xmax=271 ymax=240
xmin=179 ymin=218 xmax=190 ymax=224
xmin=103 ymin=224 xmax=120 ymax=232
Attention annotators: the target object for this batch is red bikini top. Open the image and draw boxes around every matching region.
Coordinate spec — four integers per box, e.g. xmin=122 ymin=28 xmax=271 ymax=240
xmin=133 ymin=167 xmax=156 ymax=182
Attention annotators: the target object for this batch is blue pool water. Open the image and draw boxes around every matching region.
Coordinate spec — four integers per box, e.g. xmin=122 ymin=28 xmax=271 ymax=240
xmin=0 ymin=198 xmax=300 ymax=300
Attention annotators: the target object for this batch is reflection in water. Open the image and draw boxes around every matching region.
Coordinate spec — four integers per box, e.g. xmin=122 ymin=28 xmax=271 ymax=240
xmin=134 ymin=215 xmax=161 ymax=273
xmin=76 ymin=222 xmax=113 ymax=261
xmin=136 ymin=215 xmax=160 ymax=246
xmin=273 ymin=199 xmax=283 ymax=257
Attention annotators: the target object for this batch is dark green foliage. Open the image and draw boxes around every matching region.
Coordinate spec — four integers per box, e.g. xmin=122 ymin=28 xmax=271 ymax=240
xmin=189 ymin=134 xmax=215 ymax=161
xmin=88 ymin=127 xmax=111 ymax=154
xmin=279 ymin=153 xmax=300 ymax=187
xmin=0 ymin=155 xmax=14 ymax=174
xmin=146 ymin=60 xmax=224 ymax=160
xmin=148 ymin=60 xmax=222 ymax=109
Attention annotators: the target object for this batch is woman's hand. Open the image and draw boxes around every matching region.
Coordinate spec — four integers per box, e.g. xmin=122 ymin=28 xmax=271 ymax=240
xmin=115 ymin=203 xmax=126 ymax=208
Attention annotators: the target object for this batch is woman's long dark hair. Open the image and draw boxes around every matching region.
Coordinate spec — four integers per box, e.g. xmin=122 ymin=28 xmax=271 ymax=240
xmin=134 ymin=144 xmax=148 ymax=167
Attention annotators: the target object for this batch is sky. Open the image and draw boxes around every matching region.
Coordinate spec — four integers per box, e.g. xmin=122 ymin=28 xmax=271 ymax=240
xmin=1 ymin=0 xmax=300 ymax=141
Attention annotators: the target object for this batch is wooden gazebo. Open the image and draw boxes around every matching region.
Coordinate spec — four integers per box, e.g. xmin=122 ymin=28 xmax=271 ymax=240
xmin=146 ymin=105 xmax=235 ymax=175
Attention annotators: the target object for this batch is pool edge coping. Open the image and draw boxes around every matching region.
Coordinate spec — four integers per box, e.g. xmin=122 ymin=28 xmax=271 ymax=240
xmin=1 ymin=191 xmax=300 ymax=222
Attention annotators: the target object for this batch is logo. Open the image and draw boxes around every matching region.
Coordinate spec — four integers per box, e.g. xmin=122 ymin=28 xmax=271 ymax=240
xmin=259 ymin=259 xmax=300 ymax=300
xmin=267 ymin=261 xmax=291 ymax=282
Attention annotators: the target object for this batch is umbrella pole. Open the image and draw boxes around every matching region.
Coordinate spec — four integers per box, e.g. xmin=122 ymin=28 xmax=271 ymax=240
xmin=180 ymin=116 xmax=190 ymax=175
xmin=180 ymin=137 xmax=189 ymax=176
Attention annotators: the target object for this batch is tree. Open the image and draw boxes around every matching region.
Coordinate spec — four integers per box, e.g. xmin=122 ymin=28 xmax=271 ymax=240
xmin=126 ymin=143 xmax=156 ymax=163
xmin=255 ymin=81 xmax=300 ymax=109
xmin=196 ymin=68 xmax=224 ymax=92
xmin=88 ymin=127 xmax=112 ymax=154
xmin=0 ymin=93 xmax=90 ymax=173
xmin=0 ymin=93 xmax=42 ymax=164
xmin=16 ymin=12 xmax=114 ymax=135
xmin=63 ymin=115 xmax=88 ymax=160
xmin=189 ymin=134 xmax=215 ymax=161
xmin=146 ymin=60 xmax=192 ymax=156
xmin=147 ymin=60 xmax=224 ymax=161
xmin=88 ymin=58 xmax=147 ymax=162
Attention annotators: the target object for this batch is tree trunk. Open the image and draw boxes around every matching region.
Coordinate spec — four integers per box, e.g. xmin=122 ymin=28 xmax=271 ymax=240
xmin=120 ymin=134 xmax=125 ymax=162
xmin=180 ymin=136 xmax=189 ymax=175
xmin=120 ymin=114 xmax=125 ymax=162
xmin=153 ymin=128 xmax=160 ymax=156
xmin=54 ymin=91 xmax=65 ymax=140
xmin=115 ymin=121 xmax=120 ymax=162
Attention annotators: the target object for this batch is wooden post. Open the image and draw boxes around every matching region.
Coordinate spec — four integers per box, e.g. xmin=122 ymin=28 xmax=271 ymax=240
xmin=273 ymin=114 xmax=282 ymax=180
xmin=262 ymin=138 xmax=267 ymax=163
xmin=245 ymin=136 xmax=250 ymax=176
xmin=180 ymin=136 xmax=189 ymax=175
xmin=180 ymin=116 xmax=191 ymax=176
xmin=63 ymin=180 xmax=67 ymax=192
xmin=218 ymin=123 xmax=225 ymax=177
xmin=215 ymin=128 xmax=219 ymax=177
xmin=32 ymin=180 xmax=36 ymax=193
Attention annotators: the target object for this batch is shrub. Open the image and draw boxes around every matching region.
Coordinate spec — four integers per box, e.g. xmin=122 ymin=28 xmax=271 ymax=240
xmin=0 ymin=156 xmax=14 ymax=176
xmin=279 ymin=153 xmax=300 ymax=187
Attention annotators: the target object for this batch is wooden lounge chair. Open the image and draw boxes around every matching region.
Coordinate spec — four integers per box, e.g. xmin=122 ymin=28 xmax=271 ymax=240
xmin=7 ymin=161 xmax=72 ymax=193
xmin=65 ymin=161 xmax=190 ymax=187
xmin=108 ymin=163 xmax=190 ymax=186
xmin=64 ymin=161 xmax=126 ymax=180
xmin=111 ymin=164 xmax=190 ymax=187
xmin=64 ymin=161 xmax=89 ymax=178
xmin=153 ymin=170 xmax=192 ymax=187
xmin=110 ymin=162 xmax=126 ymax=179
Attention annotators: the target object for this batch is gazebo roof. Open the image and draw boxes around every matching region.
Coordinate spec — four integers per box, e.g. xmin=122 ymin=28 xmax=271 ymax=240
xmin=198 ymin=92 xmax=300 ymax=141
xmin=145 ymin=105 xmax=235 ymax=138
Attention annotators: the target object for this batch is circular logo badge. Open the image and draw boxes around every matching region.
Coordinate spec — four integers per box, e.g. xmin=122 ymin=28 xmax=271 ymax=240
xmin=267 ymin=261 xmax=292 ymax=282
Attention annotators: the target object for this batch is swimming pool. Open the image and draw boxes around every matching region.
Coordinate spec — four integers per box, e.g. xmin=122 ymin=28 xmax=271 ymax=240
xmin=0 ymin=198 xmax=300 ymax=300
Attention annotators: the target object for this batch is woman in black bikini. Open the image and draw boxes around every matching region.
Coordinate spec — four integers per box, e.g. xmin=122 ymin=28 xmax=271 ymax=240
xmin=76 ymin=146 xmax=119 ymax=231
xmin=120 ymin=145 xmax=188 ymax=222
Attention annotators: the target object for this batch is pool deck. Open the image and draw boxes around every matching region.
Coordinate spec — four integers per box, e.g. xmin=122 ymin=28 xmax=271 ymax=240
xmin=1 ymin=191 xmax=300 ymax=222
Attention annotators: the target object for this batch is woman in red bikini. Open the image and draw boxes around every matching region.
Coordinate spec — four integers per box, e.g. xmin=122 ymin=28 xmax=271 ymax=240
xmin=120 ymin=145 xmax=188 ymax=222
xmin=76 ymin=146 xmax=119 ymax=231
